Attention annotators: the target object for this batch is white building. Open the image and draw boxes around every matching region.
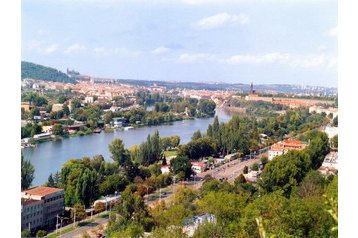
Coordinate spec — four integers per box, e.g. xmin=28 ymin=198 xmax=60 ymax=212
xmin=161 ymin=165 xmax=170 ymax=174
xmin=318 ymin=151 xmax=338 ymax=175
xmin=183 ymin=214 xmax=216 ymax=237
xmin=324 ymin=126 xmax=338 ymax=139
xmin=191 ymin=161 xmax=205 ymax=174
xmin=84 ymin=96 xmax=94 ymax=104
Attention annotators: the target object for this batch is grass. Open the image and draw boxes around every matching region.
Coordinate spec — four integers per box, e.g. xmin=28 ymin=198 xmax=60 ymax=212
xmin=163 ymin=150 xmax=178 ymax=158
xmin=78 ymin=219 xmax=95 ymax=227
xmin=99 ymin=212 xmax=110 ymax=218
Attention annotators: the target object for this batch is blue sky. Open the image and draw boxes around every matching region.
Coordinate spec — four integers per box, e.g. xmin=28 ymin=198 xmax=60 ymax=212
xmin=22 ymin=0 xmax=337 ymax=87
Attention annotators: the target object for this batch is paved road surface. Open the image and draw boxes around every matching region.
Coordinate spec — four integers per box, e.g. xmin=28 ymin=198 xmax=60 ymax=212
xmin=59 ymin=217 xmax=107 ymax=238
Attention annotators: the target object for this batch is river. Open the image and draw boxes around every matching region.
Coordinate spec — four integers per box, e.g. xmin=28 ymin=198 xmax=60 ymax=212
xmin=22 ymin=108 xmax=233 ymax=185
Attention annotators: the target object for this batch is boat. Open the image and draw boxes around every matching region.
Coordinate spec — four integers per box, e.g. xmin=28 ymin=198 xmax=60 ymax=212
xmin=93 ymin=128 xmax=102 ymax=133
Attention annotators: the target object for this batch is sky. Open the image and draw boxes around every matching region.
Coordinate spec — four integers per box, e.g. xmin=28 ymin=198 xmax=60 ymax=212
xmin=22 ymin=0 xmax=337 ymax=87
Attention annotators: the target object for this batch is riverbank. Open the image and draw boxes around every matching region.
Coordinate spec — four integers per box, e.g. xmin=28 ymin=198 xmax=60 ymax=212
xmin=22 ymin=108 xmax=233 ymax=185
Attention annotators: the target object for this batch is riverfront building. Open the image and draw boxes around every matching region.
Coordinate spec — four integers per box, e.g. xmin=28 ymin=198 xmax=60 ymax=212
xmin=21 ymin=186 xmax=64 ymax=231
xmin=268 ymin=139 xmax=307 ymax=160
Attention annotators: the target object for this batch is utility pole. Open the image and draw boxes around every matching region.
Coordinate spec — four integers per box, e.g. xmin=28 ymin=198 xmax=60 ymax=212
xmin=56 ymin=214 xmax=59 ymax=234
xmin=159 ymin=185 xmax=161 ymax=202
xmin=73 ymin=207 xmax=76 ymax=227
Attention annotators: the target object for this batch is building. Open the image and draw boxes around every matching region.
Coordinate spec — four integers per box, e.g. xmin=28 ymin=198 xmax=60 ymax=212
xmin=21 ymin=102 xmax=33 ymax=112
xmin=21 ymin=186 xmax=64 ymax=231
xmin=52 ymin=103 xmax=63 ymax=112
xmin=318 ymin=151 xmax=338 ymax=175
xmin=21 ymin=198 xmax=44 ymax=231
xmin=268 ymin=139 xmax=307 ymax=160
xmin=183 ymin=213 xmax=216 ymax=237
xmin=93 ymin=194 xmax=121 ymax=208
xmin=161 ymin=165 xmax=170 ymax=174
xmin=309 ymin=106 xmax=338 ymax=118
xmin=42 ymin=125 xmax=53 ymax=134
xmin=111 ymin=117 xmax=127 ymax=127
xmin=33 ymin=132 xmax=52 ymax=140
xmin=191 ymin=161 xmax=206 ymax=174
xmin=244 ymin=170 xmax=262 ymax=183
xmin=84 ymin=96 xmax=94 ymax=104
xmin=324 ymin=126 xmax=338 ymax=139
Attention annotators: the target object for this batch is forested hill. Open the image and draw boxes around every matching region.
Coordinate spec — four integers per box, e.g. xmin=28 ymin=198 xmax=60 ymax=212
xmin=21 ymin=61 xmax=76 ymax=84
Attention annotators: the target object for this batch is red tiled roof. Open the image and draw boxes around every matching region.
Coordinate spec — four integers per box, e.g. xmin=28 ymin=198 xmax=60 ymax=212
xmin=23 ymin=186 xmax=63 ymax=197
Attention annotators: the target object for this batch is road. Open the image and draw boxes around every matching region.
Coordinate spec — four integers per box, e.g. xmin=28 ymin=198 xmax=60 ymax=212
xmin=53 ymin=217 xmax=107 ymax=238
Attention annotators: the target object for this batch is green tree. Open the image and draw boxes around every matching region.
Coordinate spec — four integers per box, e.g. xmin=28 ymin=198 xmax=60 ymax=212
xmin=46 ymin=173 xmax=55 ymax=187
xmin=21 ymin=230 xmax=32 ymax=238
xmin=140 ymin=131 xmax=163 ymax=166
xmin=170 ymin=155 xmax=192 ymax=180
xmin=58 ymin=95 xmax=67 ymax=103
xmin=251 ymin=163 xmax=259 ymax=171
xmin=259 ymin=150 xmax=311 ymax=196
xmin=99 ymin=174 xmax=128 ymax=195
xmin=129 ymin=145 xmax=142 ymax=164
xmin=109 ymin=139 xmax=129 ymax=164
xmin=29 ymin=107 xmax=40 ymax=118
xmin=191 ymin=130 xmax=202 ymax=141
xmin=71 ymin=98 xmax=82 ymax=109
xmin=171 ymin=135 xmax=180 ymax=148
xmin=332 ymin=116 xmax=338 ymax=127
xmin=243 ymin=166 xmax=248 ymax=174
xmin=21 ymin=155 xmax=34 ymax=190
xmin=234 ymin=174 xmax=246 ymax=185
xmin=52 ymin=124 xmax=64 ymax=135
xmin=71 ymin=203 xmax=86 ymax=221
xmin=36 ymin=230 xmax=47 ymax=237
xmin=331 ymin=135 xmax=338 ymax=149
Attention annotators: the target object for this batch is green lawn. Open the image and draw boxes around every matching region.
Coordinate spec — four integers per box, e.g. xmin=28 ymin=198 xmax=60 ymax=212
xmin=163 ymin=150 xmax=177 ymax=158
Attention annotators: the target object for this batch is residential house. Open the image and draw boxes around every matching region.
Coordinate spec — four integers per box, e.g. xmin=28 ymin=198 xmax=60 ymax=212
xmin=21 ymin=102 xmax=33 ymax=112
xmin=52 ymin=104 xmax=63 ymax=112
xmin=191 ymin=161 xmax=206 ymax=174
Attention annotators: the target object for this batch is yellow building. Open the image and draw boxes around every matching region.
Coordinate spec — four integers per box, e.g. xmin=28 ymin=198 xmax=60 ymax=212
xmin=21 ymin=102 xmax=33 ymax=112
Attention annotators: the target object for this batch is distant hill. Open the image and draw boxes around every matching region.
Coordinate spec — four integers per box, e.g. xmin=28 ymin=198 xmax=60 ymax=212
xmin=21 ymin=61 xmax=76 ymax=84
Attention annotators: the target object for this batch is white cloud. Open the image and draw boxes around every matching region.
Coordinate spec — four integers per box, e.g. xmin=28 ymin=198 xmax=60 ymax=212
xmin=22 ymin=41 xmax=59 ymax=54
xmin=182 ymin=0 xmax=335 ymax=5
xmin=225 ymin=52 xmax=337 ymax=70
xmin=43 ymin=44 xmax=59 ymax=54
xmin=114 ymin=47 xmax=141 ymax=58
xmin=177 ymin=53 xmax=214 ymax=63
xmin=226 ymin=52 xmax=290 ymax=64
xmin=326 ymin=25 xmax=338 ymax=37
xmin=152 ymin=46 xmax=171 ymax=55
xmin=193 ymin=12 xmax=249 ymax=30
xmin=64 ymin=44 xmax=87 ymax=54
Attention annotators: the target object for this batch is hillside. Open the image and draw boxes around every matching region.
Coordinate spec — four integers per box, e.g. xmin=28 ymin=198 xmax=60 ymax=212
xmin=21 ymin=61 xmax=76 ymax=84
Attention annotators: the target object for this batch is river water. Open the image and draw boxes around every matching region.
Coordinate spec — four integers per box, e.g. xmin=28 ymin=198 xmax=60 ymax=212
xmin=22 ymin=108 xmax=233 ymax=185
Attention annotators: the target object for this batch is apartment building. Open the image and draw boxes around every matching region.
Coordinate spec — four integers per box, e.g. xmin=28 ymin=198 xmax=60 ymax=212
xmin=21 ymin=186 xmax=64 ymax=231
xmin=268 ymin=139 xmax=307 ymax=160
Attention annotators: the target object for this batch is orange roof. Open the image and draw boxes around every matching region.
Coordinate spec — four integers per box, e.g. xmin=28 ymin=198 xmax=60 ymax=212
xmin=23 ymin=186 xmax=63 ymax=197
xmin=283 ymin=139 xmax=305 ymax=145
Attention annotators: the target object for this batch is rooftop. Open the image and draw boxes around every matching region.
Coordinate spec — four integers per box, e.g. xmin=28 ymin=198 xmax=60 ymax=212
xmin=23 ymin=186 xmax=63 ymax=197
